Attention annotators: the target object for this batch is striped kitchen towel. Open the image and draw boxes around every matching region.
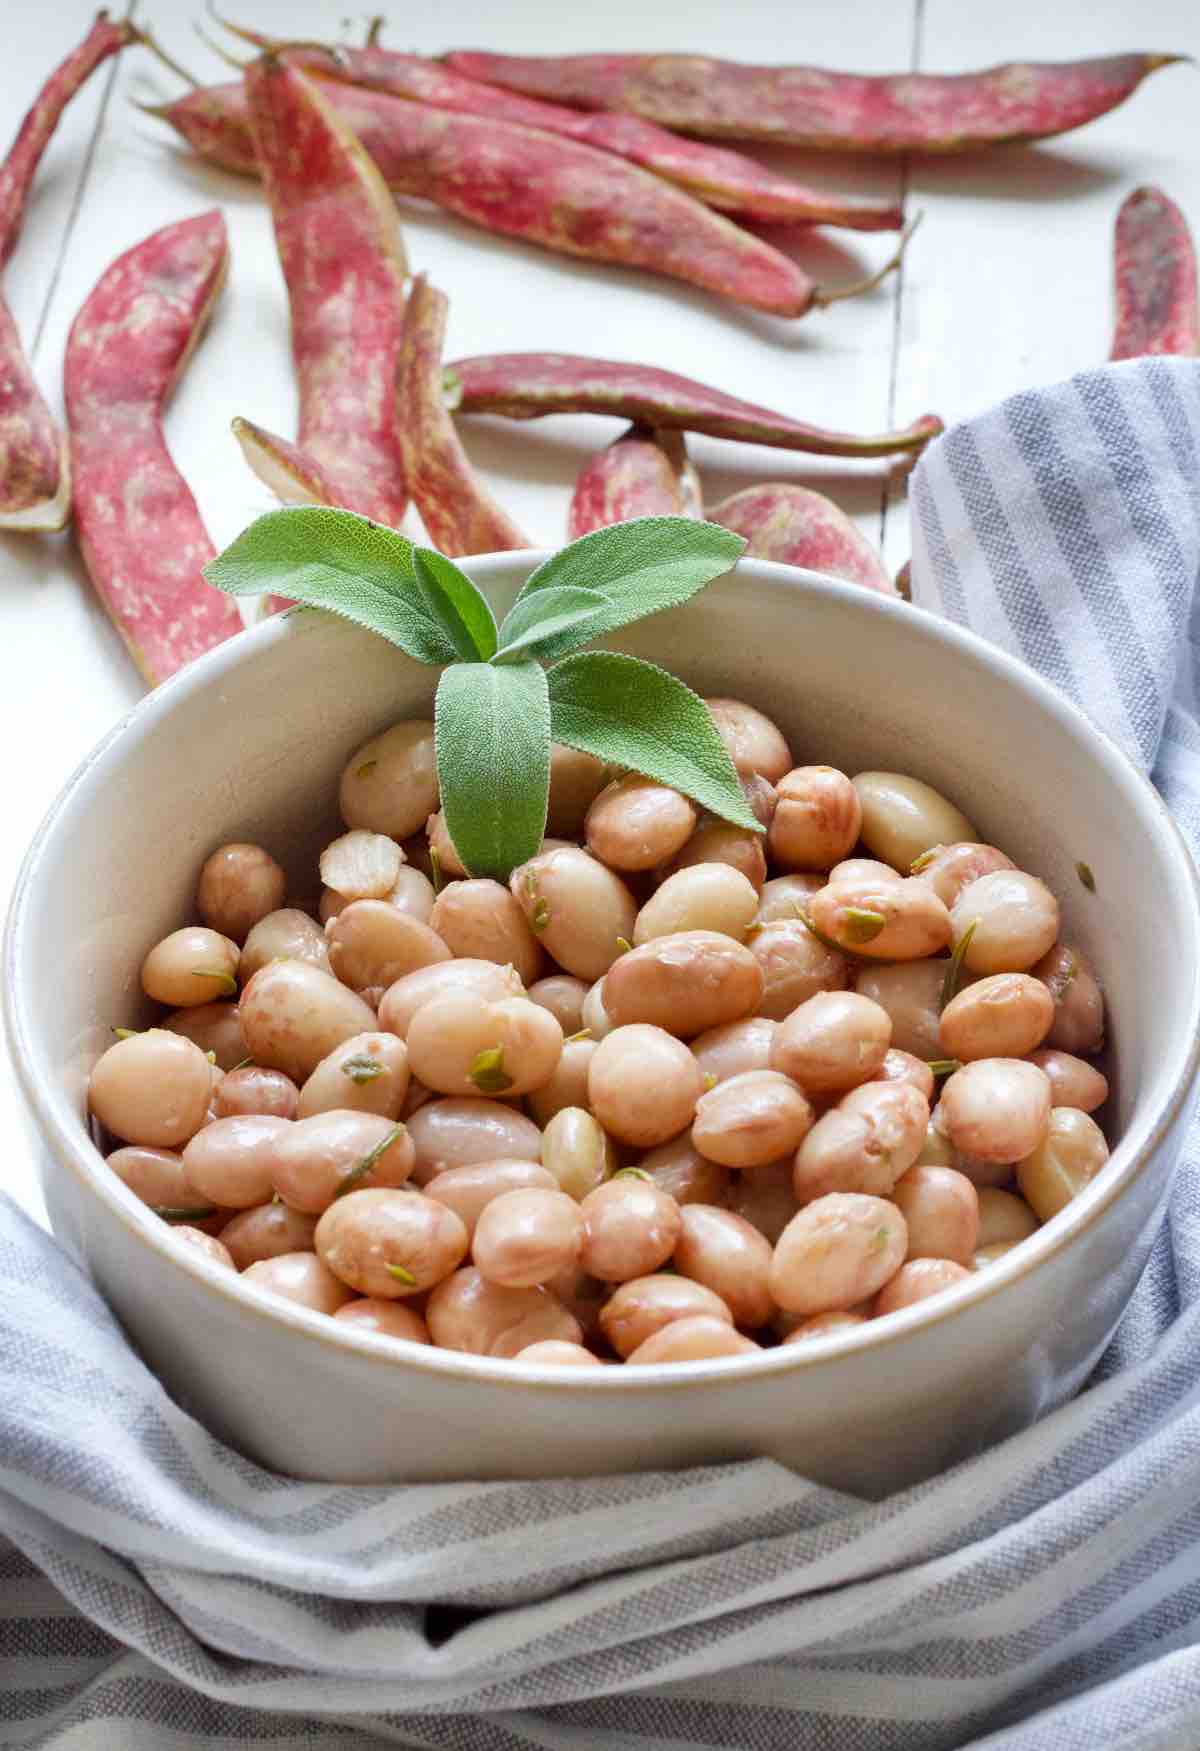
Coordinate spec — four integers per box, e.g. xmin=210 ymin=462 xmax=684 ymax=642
xmin=3 ymin=356 xmax=1200 ymax=1751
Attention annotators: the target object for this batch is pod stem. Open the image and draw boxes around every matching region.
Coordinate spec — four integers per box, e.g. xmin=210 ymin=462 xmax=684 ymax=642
xmin=365 ymin=15 xmax=385 ymax=47
xmin=193 ymin=24 xmax=253 ymax=72
xmin=813 ymin=211 xmax=922 ymax=308
xmin=138 ymin=28 xmax=202 ymax=88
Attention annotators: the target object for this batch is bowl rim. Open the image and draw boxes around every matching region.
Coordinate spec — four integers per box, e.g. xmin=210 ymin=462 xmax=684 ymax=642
xmin=7 ymin=550 xmax=1200 ymax=1393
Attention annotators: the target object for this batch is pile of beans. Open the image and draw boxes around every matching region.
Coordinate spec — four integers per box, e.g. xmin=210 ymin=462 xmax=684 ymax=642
xmin=87 ymin=699 xmax=1110 ymax=1367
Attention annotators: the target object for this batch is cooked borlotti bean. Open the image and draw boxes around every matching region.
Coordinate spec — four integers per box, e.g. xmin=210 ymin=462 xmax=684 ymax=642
xmin=425 ymin=1159 xmax=556 ymax=1237
xmin=426 ymin=1267 xmax=583 ymax=1356
xmin=588 ymin=1024 xmax=704 ymax=1146
xmin=599 ymin=1273 xmax=734 ymax=1357
xmin=546 ymin=743 xmax=610 ymax=836
xmin=674 ymin=1204 xmax=773 ymax=1325
xmin=90 ymin=1030 xmax=213 ymax=1149
xmin=638 ymin=1135 xmax=731 ymax=1207
xmin=215 ymin=1066 xmax=300 ymax=1121
xmin=691 ymin=1016 xmax=778 ymax=1085
xmin=1027 ymin=1049 xmax=1109 ymax=1113
xmin=874 ymin=1257 xmax=971 ymax=1315
xmin=767 ymin=765 xmax=861 ymax=871
xmin=515 ymin=1339 xmax=604 ymax=1365
xmin=808 ymin=876 xmax=952 ymax=961
xmin=782 ymin=1310 xmax=868 ymax=1344
xmin=429 ymin=879 xmax=544 ymax=985
xmin=527 ymin=1037 xmax=597 ymax=1125
xmin=627 ymin=1315 xmax=760 ymax=1363
xmin=852 ymin=772 xmax=977 ymax=871
xmin=829 ymin=858 xmax=903 ymax=887
xmin=950 ymin=871 xmax=1060 ymax=974
xmin=724 ymin=1158 xmax=799 ymax=1244
xmin=526 ymin=973 xmax=589 ymax=1034
xmin=407 ymin=992 xmax=563 ymax=1097
xmin=540 ymin=1105 xmax=615 ymax=1199
xmin=975 ymin=1187 xmax=1040 ymax=1249
xmin=472 ymin=1187 xmax=583 ymax=1287
xmin=585 ymin=773 xmax=697 ymax=870
xmin=327 ymin=901 xmax=451 ymax=993
xmin=662 ymin=816 xmax=767 ymax=891
xmin=405 ymin=1097 xmax=542 ymax=1185
xmin=912 ymin=842 xmax=1015 ymax=908
xmin=197 ymin=842 xmax=287 ymax=943
xmin=1034 ymin=943 xmax=1106 ymax=1054
xmin=175 ymin=1228 xmax=236 ymax=1270
xmin=770 ymin=990 xmax=892 ymax=1093
xmin=315 ymin=1187 xmax=469 ymax=1297
xmin=218 ymin=1201 xmax=318 ymax=1270
xmin=754 ymin=872 xmax=826 ymax=923
xmin=770 ymin=1192 xmax=908 ymax=1314
xmin=854 ymin=960 xmax=945 ymax=1060
xmin=705 ymin=698 xmax=793 ymax=783
xmin=239 ymin=960 xmax=377 ymax=1083
xmin=890 ymin=1165 xmax=979 ymax=1264
xmin=339 ymin=720 xmax=439 ymax=841
xmin=162 ymin=1001 xmax=247 ymax=1072
xmin=322 ymin=864 xmax=437 ymax=927
xmin=297 ymin=1031 xmax=410 ymax=1120
xmin=748 ymin=919 xmax=848 ymax=1020
xmin=792 ymin=1081 xmax=928 ymax=1204
xmin=141 ymin=927 xmax=239 ymax=1008
xmin=580 ymin=1176 xmax=683 ymax=1281
xmin=243 ymin=1251 xmax=355 ymax=1314
xmin=182 ymin=1115 xmax=291 ymax=1209
xmin=268 ymin=1110 xmax=415 ymax=1211
xmin=874 ymin=1050 xmax=935 ymax=1100
xmin=691 ymin=1070 xmax=813 ymax=1168
xmin=378 ymin=958 xmax=523 ymax=1039
xmin=581 ymin=979 xmax=615 ymax=1040
xmin=239 ymin=908 xmax=332 ymax=981
xmin=334 ymin=1298 xmax=431 ymax=1343
xmin=634 ymin=862 xmax=759 ymax=943
xmin=1016 ymin=1107 xmax=1110 ymax=1221
xmin=939 ymin=1059 xmax=1052 ymax=1163
xmin=939 ymin=973 xmax=1055 ymax=1062
xmin=603 ymin=930 xmax=763 ymax=1035
xmin=510 ymin=845 xmax=638 ymax=980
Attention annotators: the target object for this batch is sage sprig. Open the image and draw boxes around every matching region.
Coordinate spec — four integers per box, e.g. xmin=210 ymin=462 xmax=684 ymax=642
xmin=205 ymin=509 xmax=758 ymax=881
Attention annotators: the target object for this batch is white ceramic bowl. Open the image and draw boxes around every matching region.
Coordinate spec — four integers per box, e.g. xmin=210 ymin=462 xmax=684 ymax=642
xmin=7 ymin=552 xmax=1200 ymax=1496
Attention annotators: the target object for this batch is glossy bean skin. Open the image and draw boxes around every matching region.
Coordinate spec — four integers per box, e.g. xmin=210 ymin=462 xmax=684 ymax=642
xmin=873 ymin=1257 xmax=971 ymax=1317
xmin=852 ymin=772 xmax=976 ymax=872
xmin=297 ymin=1031 xmax=410 ymax=1120
xmin=950 ymin=872 xmax=1059 ymax=974
xmin=940 ymin=1059 xmax=1052 ymax=1163
xmin=527 ymin=974 xmax=589 ymax=1034
xmin=585 ymin=773 xmax=697 ymax=871
xmin=638 ymin=1135 xmax=731 ymax=1207
xmin=218 ymin=1201 xmax=318 ymax=1269
xmin=603 ymin=930 xmax=763 ymax=1037
xmin=426 ymin=1267 xmax=583 ymax=1356
xmin=808 ymin=877 xmax=951 ymax=961
xmin=704 ymin=697 xmax=792 ymax=783
xmin=378 ymin=959 xmax=523 ymax=1040
xmin=89 ymin=1030 xmax=213 ymax=1149
xmin=579 ymin=1177 xmax=683 ymax=1281
xmin=472 ymin=1187 xmax=583 ymax=1287
xmin=724 ymin=1158 xmax=798 ymax=1243
xmin=691 ymin=1017 xmax=777 ymax=1085
xmin=792 ymin=1081 xmax=928 ymax=1204
xmin=546 ymin=742 xmax=610 ymax=836
xmin=141 ymin=927 xmax=239 ymax=1008
xmin=181 ymin=1114 xmax=291 ymax=1209
xmin=974 ymin=1242 xmax=1020 ymax=1269
xmin=510 ymin=846 xmax=638 ymax=981
xmin=162 ymin=1001 xmax=247 ymax=1071
xmin=243 ymin=1251 xmax=355 ymax=1314
xmin=913 ymin=842 xmax=1015 ymax=909
xmin=321 ymin=866 xmax=437 ymax=926
xmin=540 ymin=1105 xmax=615 ymax=1199
xmin=767 ymin=765 xmax=861 ymax=872
xmin=319 ymin=830 xmax=405 ymax=902
xmin=770 ymin=1192 xmax=908 ymax=1315
xmin=854 ymin=960 xmax=945 ymax=1060
xmin=588 ymin=1023 xmax=704 ymax=1146
xmin=874 ymin=1050 xmax=935 ymax=1100
xmin=328 ymin=901 xmax=451 ymax=993
xmin=339 ymin=720 xmax=439 ymax=840
xmin=782 ymin=1311 xmax=868 ymax=1344
xmin=674 ymin=1204 xmax=773 ymax=1325
xmin=634 ymin=863 xmax=759 ymax=944
xmin=405 ymin=1098 xmax=541 ymax=1185
xmin=424 ymin=811 xmax=468 ymax=879
xmin=239 ymin=909 xmax=332 ymax=982
xmin=661 ymin=817 xmax=767 ymax=891
xmin=425 ymin=1159 xmax=556 ymax=1238
xmin=268 ymin=1110 xmax=415 ymax=1212
xmin=214 ymin=1067 xmax=299 ymax=1121
xmin=627 ymin=1315 xmax=760 ymax=1363
xmin=581 ymin=979 xmax=615 ymax=1040
xmin=334 ymin=1298 xmax=431 ymax=1343
xmin=891 ymin=1164 xmax=979 ymax=1263
xmin=238 ymin=961 xmax=376 ymax=1084
xmin=770 ymin=990 xmax=892 ymax=1094
xmin=916 ymin=1112 xmax=958 ymax=1169
xmin=1027 ymin=1049 xmax=1109 ymax=1113
xmin=430 ymin=879 xmax=543 ymax=986
xmin=692 ymin=1070 xmax=813 ymax=1169
xmin=526 ymin=1038 xmax=596 ymax=1126
xmin=515 ymin=1339 xmax=603 ymax=1365
xmin=755 ymin=872 xmax=825 ymax=923
xmin=599 ymin=1273 xmax=733 ymax=1358
xmin=1034 ymin=944 xmax=1105 ymax=1054
xmin=197 ymin=842 xmax=287 ymax=943
xmin=406 ymin=993 xmax=563 ymax=1098
xmin=1016 ymin=1107 xmax=1110 ymax=1221
xmin=174 ymin=1227 xmax=236 ymax=1269
xmin=741 ymin=771 xmax=778 ymax=829
xmin=939 ymin=973 xmax=1054 ymax=1062
xmin=749 ymin=920 xmax=848 ymax=1021
xmin=315 ymin=1187 xmax=469 ymax=1297
xmin=830 ymin=858 xmax=903 ymax=887
xmin=106 ymin=1145 xmax=222 ymax=1226
xmin=975 ymin=1186 xmax=1040 ymax=1249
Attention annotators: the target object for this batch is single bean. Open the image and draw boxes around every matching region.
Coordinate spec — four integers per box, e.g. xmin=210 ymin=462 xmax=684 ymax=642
xmin=527 ymin=974 xmax=589 ymax=1034
xmin=239 ymin=909 xmax=332 ymax=982
xmin=141 ymin=927 xmax=239 ymax=1008
xmin=315 ymin=1187 xmax=469 ymax=1297
xmin=808 ymin=876 xmax=952 ymax=961
xmin=634 ymin=862 xmax=759 ymax=944
xmin=378 ymin=958 xmax=524 ymax=1039
xmin=319 ymin=830 xmax=404 ymax=902
xmin=588 ymin=1023 xmax=704 ymax=1146
xmin=339 ymin=720 xmax=438 ymax=841
xmin=873 ymin=1257 xmax=971 ymax=1317
xmin=704 ymin=698 xmax=792 ymax=782
xmin=239 ymin=960 xmax=376 ymax=1084
xmin=770 ymin=990 xmax=892 ymax=1093
xmin=661 ymin=816 xmax=767 ymax=891
xmin=854 ymin=959 xmax=946 ymax=1059
xmin=407 ymin=993 xmax=563 ymax=1098
xmin=540 ymin=1105 xmax=615 ymax=1199
xmin=692 ymin=1070 xmax=813 ymax=1169
xmin=604 ymin=930 xmax=763 ymax=1037
xmin=197 ymin=842 xmax=287 ymax=943
xmin=514 ymin=1339 xmax=603 ymax=1365
xmin=939 ymin=972 xmax=1054 ymax=1062
xmin=1028 ymin=1048 xmax=1109 ymax=1113
xmin=406 ymin=1097 xmax=542 ymax=1185
xmin=912 ymin=842 xmax=1015 ymax=908
xmin=691 ymin=1016 xmax=778 ymax=1085
xmin=770 ymin=1192 xmax=908 ymax=1314
xmin=327 ymin=901 xmax=450 ymax=994
xmin=749 ymin=919 xmax=849 ymax=1020
xmin=426 ymin=1267 xmax=582 ymax=1356
xmin=638 ymin=1135 xmax=731 ymax=1206
xmin=830 ymin=858 xmax=903 ymax=887
xmin=755 ymin=872 xmax=826 ymax=923
xmin=853 ymin=772 xmax=977 ymax=871
xmin=579 ymin=1177 xmax=682 ymax=1281
xmin=1016 ymin=1107 xmax=1110 ymax=1222
xmin=243 ymin=1251 xmax=355 ymax=1314
xmin=218 ymin=1201 xmax=318 ymax=1269
xmin=472 ymin=1187 xmax=583 ymax=1287
xmin=724 ymin=1157 xmax=799 ymax=1243
xmin=782 ymin=1310 xmax=868 ymax=1344
xmin=792 ymin=1080 xmax=928 ymax=1203
xmin=581 ymin=978 xmax=616 ymax=1041
xmin=585 ymin=773 xmax=697 ymax=871
xmin=297 ymin=1031 xmax=410 ymax=1121
xmin=510 ymin=846 xmax=638 ymax=980
xmin=525 ymin=1039 xmax=595 ymax=1125
xmin=976 ymin=1187 xmax=1040 ymax=1249
xmin=627 ymin=1315 xmax=760 ymax=1363
xmin=334 ymin=1298 xmax=431 ymax=1343
xmin=105 ymin=1146 xmax=227 ymax=1233
xmin=1034 ymin=944 xmax=1106 ymax=1054
xmin=891 ymin=1164 xmax=979 ymax=1263
xmin=599 ymin=1273 xmax=733 ymax=1357
xmin=269 ymin=1109 xmax=414 ymax=1212
xmin=874 ymin=1049 xmax=935 ymax=1100
xmin=214 ymin=1067 xmax=299 ymax=1121
xmin=674 ymin=1203 xmax=773 ymax=1324
xmin=768 ymin=765 xmax=862 ymax=871
xmin=89 ymin=1030 xmax=213 ymax=1149
xmin=430 ymin=879 xmax=544 ymax=986
xmin=321 ymin=864 xmax=439 ymax=927
xmin=181 ymin=1115 xmax=291 ymax=1209
xmin=162 ymin=1001 xmax=247 ymax=1072
xmin=426 ymin=1159 xmax=555 ymax=1237
xmin=940 ymin=1058 xmax=1052 ymax=1163
xmin=951 ymin=872 xmax=1060 ymax=974
xmin=546 ymin=742 xmax=610 ymax=835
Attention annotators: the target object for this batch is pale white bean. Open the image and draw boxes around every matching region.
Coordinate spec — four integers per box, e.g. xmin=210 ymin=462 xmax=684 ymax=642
xmin=315 ymin=1188 xmax=469 ymax=1297
xmin=585 ymin=774 xmax=697 ymax=871
xmin=510 ymin=846 xmax=638 ymax=981
xmin=792 ymin=1081 xmax=928 ymax=1204
xmin=749 ymin=920 xmax=849 ymax=1021
xmin=1034 ymin=944 xmax=1106 ymax=1054
xmin=378 ymin=959 xmax=523 ymax=1041
xmin=891 ymin=1165 xmax=979 ymax=1264
xmin=674 ymin=1204 xmax=773 ymax=1326
xmin=197 ymin=842 xmax=287 ymax=943
xmin=319 ymin=830 xmax=404 ymax=901
xmin=430 ymin=879 xmax=543 ymax=986
xmin=89 ymin=1030 xmax=213 ymax=1149
xmin=239 ymin=961 xmax=376 ymax=1083
xmin=141 ymin=927 xmax=239 ymax=1008
xmin=546 ymin=742 xmax=609 ymax=836
xmin=768 ymin=766 xmax=862 ymax=872
xmin=704 ymin=698 xmax=792 ymax=782
xmin=770 ymin=1193 xmax=908 ymax=1315
xmin=579 ymin=1177 xmax=682 ymax=1282
xmin=182 ymin=1115 xmax=291 ymax=1209
xmin=527 ymin=975 xmax=589 ymax=1035
xmin=527 ymin=1038 xmax=598 ymax=1126
xmin=770 ymin=991 xmax=892 ymax=1094
xmin=638 ymin=1136 xmax=731 ymax=1207
xmin=218 ymin=1201 xmax=318 ymax=1269
xmin=1027 ymin=1049 xmax=1109 ymax=1113
xmin=243 ymin=1251 xmax=354 ymax=1315
xmin=603 ymin=931 xmax=763 ymax=1037
xmin=425 ymin=1160 xmax=556 ymax=1238
xmin=540 ymin=1105 xmax=615 ymax=1200
xmin=1016 ymin=1107 xmax=1110 ymax=1221
xmin=472 ymin=1188 xmax=583 ymax=1288
xmin=692 ymin=1017 xmax=778 ymax=1086
xmin=334 ymin=1299 xmax=431 ymax=1343
xmin=808 ymin=878 xmax=951 ymax=961
xmin=854 ymin=960 xmax=946 ymax=1060
xmin=268 ymin=1110 xmax=415 ymax=1212
xmin=874 ymin=1258 xmax=971 ymax=1316
xmin=627 ymin=1316 xmax=760 ymax=1363
xmin=214 ymin=1067 xmax=299 ymax=1121
xmin=406 ymin=993 xmax=563 ymax=1098
xmin=599 ymin=1274 xmax=733 ymax=1358
xmin=660 ymin=817 xmax=767 ymax=891
xmin=339 ymin=720 xmax=438 ymax=840
xmin=588 ymin=1024 xmax=704 ymax=1147
xmin=297 ymin=1031 xmax=410 ymax=1121
xmin=853 ymin=772 xmax=977 ymax=871
xmin=976 ymin=1187 xmax=1040 ymax=1249
xmin=692 ymin=1071 xmax=813 ymax=1169
xmin=239 ymin=909 xmax=331 ymax=982
xmin=951 ymin=872 xmax=1059 ymax=974
xmin=162 ymin=1001 xmax=247 ymax=1071
xmin=912 ymin=842 xmax=1015 ymax=908
xmin=426 ymin=1268 xmax=582 ymax=1356
xmin=634 ymin=863 xmax=759 ymax=944
xmin=939 ymin=1059 xmax=1052 ymax=1163
xmin=939 ymin=973 xmax=1054 ymax=1062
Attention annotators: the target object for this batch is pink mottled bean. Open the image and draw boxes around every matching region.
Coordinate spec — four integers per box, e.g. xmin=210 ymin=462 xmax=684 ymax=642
xmin=638 ymin=1135 xmax=731 ymax=1207
xmin=770 ymin=990 xmax=892 ymax=1093
xmin=599 ymin=1272 xmax=733 ymax=1357
xmin=315 ymin=1187 xmax=469 ymax=1297
xmin=406 ymin=1098 xmax=542 ymax=1185
xmin=243 ymin=1251 xmax=355 ymax=1314
xmin=1028 ymin=1049 xmax=1109 ymax=1113
xmin=704 ymin=698 xmax=792 ymax=782
xmin=674 ymin=1204 xmax=773 ymax=1325
xmin=425 ymin=1159 xmax=556 ymax=1238
xmin=692 ymin=1070 xmax=813 ymax=1168
xmin=873 ymin=1257 xmax=971 ymax=1317
xmin=939 ymin=1058 xmax=1052 ymax=1163
xmin=890 ymin=1164 xmax=979 ymax=1263
xmin=770 ymin=1192 xmax=907 ymax=1314
xmin=1034 ymin=943 xmax=1106 ymax=1054
xmin=297 ymin=1031 xmax=410 ymax=1120
xmin=767 ymin=766 xmax=862 ymax=871
xmin=588 ymin=1024 xmax=704 ymax=1146
xmin=691 ymin=1017 xmax=778 ymax=1085
xmin=912 ymin=842 xmax=1015 ymax=908
xmin=378 ymin=958 xmax=523 ymax=1039
xmin=792 ymin=1080 xmax=928 ymax=1203
xmin=334 ymin=1298 xmax=431 ymax=1342
xmin=426 ymin=1267 xmax=582 ymax=1356
xmin=472 ymin=1187 xmax=583 ymax=1287
xmin=627 ymin=1315 xmax=759 ymax=1363
xmin=215 ymin=1067 xmax=300 ymax=1121
xmin=429 ymin=879 xmax=543 ymax=986
xmin=218 ymin=1201 xmax=318 ymax=1269
xmin=268 ymin=1109 xmax=414 ymax=1212
xmin=749 ymin=919 xmax=849 ymax=1021
xmin=579 ymin=1176 xmax=682 ymax=1281
xmin=526 ymin=974 xmax=589 ymax=1034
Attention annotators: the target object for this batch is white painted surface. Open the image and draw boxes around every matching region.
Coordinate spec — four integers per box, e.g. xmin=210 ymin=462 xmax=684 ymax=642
xmin=1 ymin=0 xmax=1196 ymax=1224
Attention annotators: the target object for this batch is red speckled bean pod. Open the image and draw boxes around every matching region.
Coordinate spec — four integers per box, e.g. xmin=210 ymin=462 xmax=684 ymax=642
xmin=240 ymin=56 xmax=409 ymax=526
xmin=1111 ymin=186 xmax=1198 ymax=360
xmin=64 ymin=211 xmax=243 ymax=685
xmin=442 ymin=49 xmax=1185 ymax=154
xmin=1 ymin=12 xmax=138 ymax=530
xmin=398 ymin=276 xmax=528 ymax=557
xmin=708 ymin=484 xmax=894 ymax=594
xmin=447 ymin=353 xmax=942 ymax=459
xmin=567 ymin=426 xmax=701 ymax=538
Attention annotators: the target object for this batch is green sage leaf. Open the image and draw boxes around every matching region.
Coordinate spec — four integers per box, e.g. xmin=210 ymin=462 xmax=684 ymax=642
xmin=435 ymin=661 xmax=551 ymax=879
xmin=546 ymin=651 xmax=760 ymax=832
xmin=494 ymin=585 xmax=610 ymax=663
xmin=413 ymin=547 xmax=498 ymax=662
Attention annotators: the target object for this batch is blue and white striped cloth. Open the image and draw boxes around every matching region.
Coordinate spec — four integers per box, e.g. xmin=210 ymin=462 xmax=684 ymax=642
xmin=3 ymin=357 xmax=1200 ymax=1751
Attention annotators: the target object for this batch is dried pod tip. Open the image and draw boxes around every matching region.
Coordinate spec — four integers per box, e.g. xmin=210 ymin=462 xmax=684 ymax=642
xmin=193 ymin=23 xmax=253 ymax=72
xmin=137 ymin=28 xmax=202 ymax=88
xmin=812 ymin=211 xmax=923 ymax=310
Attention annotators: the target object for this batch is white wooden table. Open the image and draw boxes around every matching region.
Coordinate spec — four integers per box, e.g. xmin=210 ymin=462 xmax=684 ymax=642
xmin=2 ymin=0 xmax=1196 ymax=1224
